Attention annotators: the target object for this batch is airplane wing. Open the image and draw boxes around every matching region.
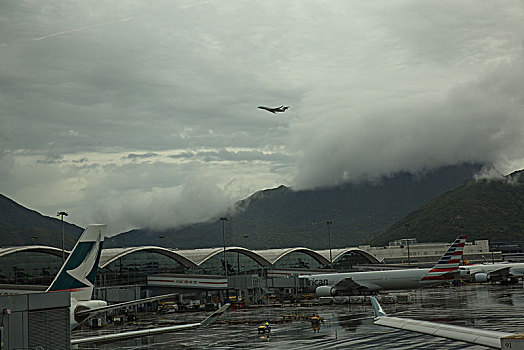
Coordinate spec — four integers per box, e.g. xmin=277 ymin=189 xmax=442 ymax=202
xmin=370 ymin=297 xmax=514 ymax=349
xmin=466 ymin=265 xmax=510 ymax=275
xmin=258 ymin=106 xmax=280 ymax=113
xmin=334 ymin=277 xmax=366 ymax=290
xmin=314 ymin=276 xmax=379 ymax=297
xmin=71 ymin=303 xmax=230 ymax=345
xmin=488 ymin=266 xmax=511 ymax=278
xmin=334 ymin=277 xmax=379 ymax=291
xmin=75 ymin=293 xmax=179 ymax=318
xmin=462 ymin=265 xmax=512 ymax=282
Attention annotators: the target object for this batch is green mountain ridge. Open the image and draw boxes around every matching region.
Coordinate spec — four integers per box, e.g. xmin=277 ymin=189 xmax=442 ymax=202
xmin=373 ymin=170 xmax=524 ymax=245
xmin=3 ymin=163 xmax=521 ymax=250
xmin=107 ymin=163 xmax=484 ymax=249
xmin=0 ymin=194 xmax=83 ymax=249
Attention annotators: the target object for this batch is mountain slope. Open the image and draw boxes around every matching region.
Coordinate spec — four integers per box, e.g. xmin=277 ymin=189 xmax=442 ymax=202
xmin=107 ymin=163 xmax=483 ymax=249
xmin=373 ymin=170 xmax=524 ymax=245
xmin=0 ymin=194 xmax=84 ymax=248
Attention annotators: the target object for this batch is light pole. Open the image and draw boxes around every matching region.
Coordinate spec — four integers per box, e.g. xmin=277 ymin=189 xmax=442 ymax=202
xmin=404 ymin=223 xmax=411 ymax=266
xmin=220 ymin=217 xmax=228 ymax=276
xmin=220 ymin=217 xmax=228 ymax=303
xmin=237 ymin=235 xmax=249 ymax=275
xmin=57 ymin=211 xmax=68 ymax=262
xmin=326 ymin=221 xmax=333 ymax=269
xmin=31 ymin=236 xmax=38 ymax=245
xmin=489 ymin=228 xmax=495 ymax=264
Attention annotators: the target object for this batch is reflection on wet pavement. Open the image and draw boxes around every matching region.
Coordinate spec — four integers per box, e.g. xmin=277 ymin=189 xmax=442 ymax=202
xmin=73 ymin=284 xmax=524 ymax=349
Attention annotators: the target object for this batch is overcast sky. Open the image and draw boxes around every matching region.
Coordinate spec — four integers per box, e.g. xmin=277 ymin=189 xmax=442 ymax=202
xmin=1 ymin=1 xmax=523 ymax=235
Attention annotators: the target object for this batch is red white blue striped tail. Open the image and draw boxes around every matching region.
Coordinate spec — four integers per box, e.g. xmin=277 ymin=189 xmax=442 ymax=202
xmin=421 ymin=235 xmax=466 ymax=281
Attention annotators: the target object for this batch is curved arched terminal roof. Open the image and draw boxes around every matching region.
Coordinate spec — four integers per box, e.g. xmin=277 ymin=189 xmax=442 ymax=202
xmin=176 ymin=247 xmax=271 ymax=267
xmin=255 ymin=248 xmax=331 ymax=265
xmin=0 ymin=245 xmax=69 ymax=258
xmin=0 ymin=245 xmax=379 ymax=270
xmin=316 ymin=248 xmax=381 ymax=264
xmin=0 ymin=246 xmax=68 ymax=286
xmin=100 ymin=247 xmax=197 ymax=269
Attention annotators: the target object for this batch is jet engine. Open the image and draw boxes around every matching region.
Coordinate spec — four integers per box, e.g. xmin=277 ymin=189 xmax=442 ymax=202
xmin=71 ymin=299 xmax=107 ymax=326
xmin=316 ymin=285 xmax=336 ymax=297
xmin=474 ymin=273 xmax=489 ymax=283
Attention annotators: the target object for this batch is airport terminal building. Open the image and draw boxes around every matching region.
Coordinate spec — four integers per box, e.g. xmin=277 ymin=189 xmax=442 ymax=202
xmin=0 ymin=238 xmax=500 ymax=305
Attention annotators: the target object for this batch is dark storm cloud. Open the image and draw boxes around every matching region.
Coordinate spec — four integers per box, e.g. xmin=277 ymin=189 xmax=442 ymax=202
xmin=291 ymin=58 xmax=524 ymax=188
xmin=73 ymin=157 xmax=88 ymax=163
xmin=169 ymin=149 xmax=291 ymax=163
xmin=36 ymin=153 xmax=65 ymax=164
xmin=125 ymin=153 xmax=159 ymax=160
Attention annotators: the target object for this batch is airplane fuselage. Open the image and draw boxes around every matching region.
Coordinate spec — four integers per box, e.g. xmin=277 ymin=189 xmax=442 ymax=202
xmin=307 ymin=235 xmax=465 ymax=297
xmin=461 ymin=262 xmax=524 ymax=277
xmin=258 ymin=105 xmax=289 ymax=113
xmin=306 ymin=268 xmax=440 ymax=293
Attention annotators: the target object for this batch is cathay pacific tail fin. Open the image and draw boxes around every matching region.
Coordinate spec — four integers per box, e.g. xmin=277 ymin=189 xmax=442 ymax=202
xmin=46 ymin=224 xmax=106 ymax=301
xmin=421 ymin=235 xmax=466 ymax=281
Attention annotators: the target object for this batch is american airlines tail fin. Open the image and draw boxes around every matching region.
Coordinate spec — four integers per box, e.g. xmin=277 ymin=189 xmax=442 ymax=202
xmin=421 ymin=235 xmax=466 ymax=281
xmin=46 ymin=224 xmax=106 ymax=301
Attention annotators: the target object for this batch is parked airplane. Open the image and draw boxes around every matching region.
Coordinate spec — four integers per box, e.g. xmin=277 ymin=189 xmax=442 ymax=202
xmin=370 ymin=296 xmax=516 ymax=349
xmin=460 ymin=262 xmax=524 ymax=283
xmin=47 ymin=224 xmax=179 ymax=329
xmin=302 ymin=235 xmax=466 ymax=297
xmin=46 ymin=224 xmax=107 ymax=328
xmin=258 ymin=105 xmax=289 ymax=113
xmin=71 ymin=303 xmax=231 ymax=345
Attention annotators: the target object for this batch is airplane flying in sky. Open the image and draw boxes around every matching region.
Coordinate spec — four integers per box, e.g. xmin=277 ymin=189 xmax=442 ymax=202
xmin=257 ymin=105 xmax=289 ymax=113
xmin=370 ymin=296 xmax=518 ymax=349
xmin=301 ymin=235 xmax=467 ymax=297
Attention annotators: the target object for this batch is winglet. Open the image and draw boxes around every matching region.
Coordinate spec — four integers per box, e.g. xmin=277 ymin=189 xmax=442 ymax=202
xmin=370 ymin=296 xmax=387 ymax=318
xmin=200 ymin=303 xmax=231 ymax=325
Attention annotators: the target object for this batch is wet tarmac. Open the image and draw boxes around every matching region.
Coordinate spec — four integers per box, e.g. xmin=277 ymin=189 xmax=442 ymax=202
xmin=72 ymin=283 xmax=524 ymax=349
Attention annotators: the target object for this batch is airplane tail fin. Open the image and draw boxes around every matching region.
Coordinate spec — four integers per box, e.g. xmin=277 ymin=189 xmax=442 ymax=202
xmin=46 ymin=224 xmax=106 ymax=301
xmin=421 ymin=235 xmax=466 ymax=281
xmin=200 ymin=303 xmax=231 ymax=325
xmin=370 ymin=296 xmax=387 ymax=318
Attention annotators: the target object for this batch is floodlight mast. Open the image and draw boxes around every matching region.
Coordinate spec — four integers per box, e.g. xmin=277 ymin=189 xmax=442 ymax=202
xmin=326 ymin=221 xmax=333 ymax=269
xmin=220 ymin=217 xmax=229 ymax=303
xmin=57 ymin=211 xmax=69 ymax=262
